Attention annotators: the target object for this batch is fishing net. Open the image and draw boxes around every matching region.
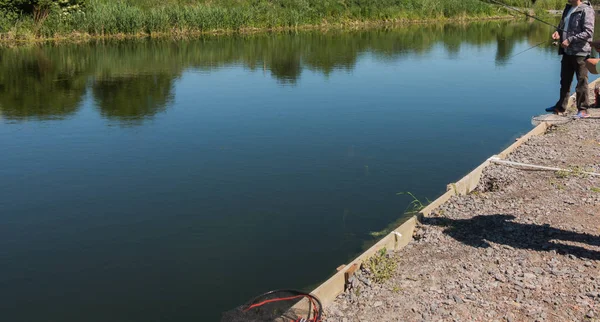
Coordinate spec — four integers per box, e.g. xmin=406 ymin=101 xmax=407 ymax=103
xmin=220 ymin=290 xmax=322 ymax=322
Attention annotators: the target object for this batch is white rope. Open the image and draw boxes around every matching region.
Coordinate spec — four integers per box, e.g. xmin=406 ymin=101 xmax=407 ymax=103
xmin=487 ymin=156 xmax=600 ymax=177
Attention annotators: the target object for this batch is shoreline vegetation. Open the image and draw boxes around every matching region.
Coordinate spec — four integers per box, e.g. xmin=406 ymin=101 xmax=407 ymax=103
xmin=0 ymin=0 xmax=566 ymax=44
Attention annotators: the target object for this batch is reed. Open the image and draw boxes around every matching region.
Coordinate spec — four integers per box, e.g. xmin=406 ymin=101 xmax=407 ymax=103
xmin=0 ymin=0 xmax=569 ymax=42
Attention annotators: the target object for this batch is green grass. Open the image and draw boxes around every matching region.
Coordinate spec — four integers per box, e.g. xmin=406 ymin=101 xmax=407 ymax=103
xmin=555 ymin=166 xmax=590 ymax=179
xmin=397 ymin=191 xmax=429 ymax=214
xmin=365 ymin=247 xmax=396 ymax=283
xmin=369 ymin=191 xmax=429 ymax=237
xmin=0 ymin=0 xmax=570 ymax=41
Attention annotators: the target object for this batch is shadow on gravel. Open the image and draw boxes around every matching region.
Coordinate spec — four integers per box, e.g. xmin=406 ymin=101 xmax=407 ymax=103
xmin=422 ymin=214 xmax=600 ymax=260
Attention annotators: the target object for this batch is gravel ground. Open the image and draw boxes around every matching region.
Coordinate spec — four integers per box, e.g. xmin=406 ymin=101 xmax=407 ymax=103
xmin=325 ymin=108 xmax=600 ymax=321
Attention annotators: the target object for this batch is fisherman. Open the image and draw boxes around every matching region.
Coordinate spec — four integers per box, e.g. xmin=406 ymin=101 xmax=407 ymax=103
xmin=546 ymin=0 xmax=595 ymax=118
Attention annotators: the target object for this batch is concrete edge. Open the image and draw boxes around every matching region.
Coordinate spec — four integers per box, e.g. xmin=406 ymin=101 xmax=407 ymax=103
xmin=309 ymin=121 xmax=552 ymax=309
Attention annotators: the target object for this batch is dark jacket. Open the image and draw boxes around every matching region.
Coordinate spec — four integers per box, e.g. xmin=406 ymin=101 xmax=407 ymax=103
xmin=557 ymin=1 xmax=595 ymax=56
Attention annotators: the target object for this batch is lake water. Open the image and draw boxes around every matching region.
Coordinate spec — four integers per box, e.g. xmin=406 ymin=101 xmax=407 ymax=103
xmin=1 ymin=19 xmax=598 ymax=322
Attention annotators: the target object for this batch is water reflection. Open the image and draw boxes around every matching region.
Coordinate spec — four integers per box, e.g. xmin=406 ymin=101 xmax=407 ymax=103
xmin=0 ymin=49 xmax=87 ymax=120
xmin=0 ymin=19 xmax=558 ymax=122
xmin=92 ymin=74 xmax=174 ymax=123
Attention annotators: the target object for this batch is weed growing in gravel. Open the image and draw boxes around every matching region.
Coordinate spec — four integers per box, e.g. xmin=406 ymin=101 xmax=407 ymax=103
xmin=555 ymin=166 xmax=589 ymax=179
xmin=549 ymin=179 xmax=565 ymax=190
xmin=365 ymin=248 xmax=396 ymax=283
xmin=591 ymin=187 xmax=600 ymax=193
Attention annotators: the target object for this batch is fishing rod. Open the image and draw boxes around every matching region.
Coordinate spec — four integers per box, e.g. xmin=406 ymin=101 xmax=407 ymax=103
xmin=507 ymin=39 xmax=550 ymax=59
xmin=486 ymin=0 xmax=567 ymax=59
xmin=486 ymin=0 xmax=563 ymax=31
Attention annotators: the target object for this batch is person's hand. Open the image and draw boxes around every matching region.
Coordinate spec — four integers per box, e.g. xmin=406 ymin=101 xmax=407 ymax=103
xmin=562 ymin=39 xmax=570 ymax=48
xmin=591 ymin=40 xmax=600 ymax=51
xmin=552 ymin=31 xmax=560 ymax=40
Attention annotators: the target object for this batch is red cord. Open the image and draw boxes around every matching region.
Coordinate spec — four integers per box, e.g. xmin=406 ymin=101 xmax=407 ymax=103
xmin=244 ymin=295 xmax=307 ymax=311
xmin=244 ymin=294 xmax=322 ymax=322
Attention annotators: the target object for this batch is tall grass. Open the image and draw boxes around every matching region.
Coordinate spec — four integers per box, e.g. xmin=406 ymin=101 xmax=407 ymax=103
xmin=1 ymin=0 xmax=570 ymax=40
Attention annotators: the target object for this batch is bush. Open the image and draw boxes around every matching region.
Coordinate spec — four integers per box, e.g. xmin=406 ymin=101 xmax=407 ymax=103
xmin=1 ymin=0 xmax=86 ymax=19
xmin=0 ymin=11 xmax=15 ymax=33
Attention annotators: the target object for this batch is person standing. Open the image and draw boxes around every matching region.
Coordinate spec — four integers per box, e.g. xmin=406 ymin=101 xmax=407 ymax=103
xmin=546 ymin=0 xmax=595 ymax=118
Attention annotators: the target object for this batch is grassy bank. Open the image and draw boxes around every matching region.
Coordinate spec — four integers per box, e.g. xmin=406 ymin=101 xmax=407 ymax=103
xmin=0 ymin=0 xmax=567 ymax=42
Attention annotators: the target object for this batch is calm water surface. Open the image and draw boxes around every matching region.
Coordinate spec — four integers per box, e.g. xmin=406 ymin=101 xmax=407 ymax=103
xmin=1 ymin=19 xmax=597 ymax=321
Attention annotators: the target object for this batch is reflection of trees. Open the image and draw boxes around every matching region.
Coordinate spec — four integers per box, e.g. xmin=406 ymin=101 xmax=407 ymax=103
xmin=0 ymin=18 xmax=568 ymax=121
xmin=265 ymin=36 xmax=303 ymax=84
xmin=0 ymin=49 xmax=87 ymax=120
xmin=302 ymin=32 xmax=359 ymax=75
xmin=92 ymin=74 xmax=174 ymax=123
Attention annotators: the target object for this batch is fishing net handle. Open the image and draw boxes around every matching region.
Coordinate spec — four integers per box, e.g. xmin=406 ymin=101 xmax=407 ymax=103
xmin=243 ymin=289 xmax=323 ymax=322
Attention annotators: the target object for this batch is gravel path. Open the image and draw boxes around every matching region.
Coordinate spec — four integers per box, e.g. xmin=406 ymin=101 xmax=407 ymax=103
xmin=325 ymin=108 xmax=600 ymax=321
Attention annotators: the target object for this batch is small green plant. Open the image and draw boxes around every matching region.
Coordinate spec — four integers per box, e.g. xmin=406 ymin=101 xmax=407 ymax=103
xmin=392 ymin=285 xmax=401 ymax=293
xmin=354 ymin=285 xmax=361 ymax=297
xmin=555 ymin=166 xmax=589 ymax=179
xmin=450 ymin=183 xmax=458 ymax=195
xmin=549 ymin=179 xmax=565 ymax=190
xmin=555 ymin=169 xmax=570 ymax=178
xmin=591 ymin=187 xmax=600 ymax=193
xmin=572 ymin=166 xmax=588 ymax=178
xmin=369 ymin=192 xmax=430 ymax=237
xmin=365 ymin=247 xmax=395 ymax=283
xmin=397 ymin=191 xmax=429 ymax=214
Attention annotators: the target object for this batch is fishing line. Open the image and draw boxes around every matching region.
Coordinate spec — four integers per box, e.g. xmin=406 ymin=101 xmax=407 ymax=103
xmin=507 ymin=39 xmax=551 ymax=59
xmin=485 ymin=0 xmax=564 ymax=60
xmin=485 ymin=0 xmax=563 ymax=31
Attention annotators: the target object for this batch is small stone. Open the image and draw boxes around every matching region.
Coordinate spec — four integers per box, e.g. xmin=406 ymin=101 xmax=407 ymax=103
xmin=532 ymin=267 xmax=543 ymax=275
xmin=586 ymin=292 xmax=599 ymax=298
xmin=373 ymin=301 xmax=383 ymax=308
xmin=587 ymin=310 xmax=595 ymax=318
xmin=453 ymin=295 xmax=464 ymax=304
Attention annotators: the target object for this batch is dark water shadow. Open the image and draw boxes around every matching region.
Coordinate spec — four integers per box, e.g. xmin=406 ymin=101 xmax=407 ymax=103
xmin=421 ymin=214 xmax=600 ymax=260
